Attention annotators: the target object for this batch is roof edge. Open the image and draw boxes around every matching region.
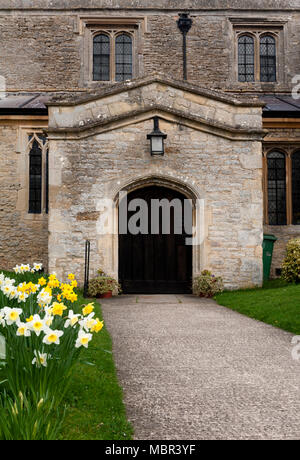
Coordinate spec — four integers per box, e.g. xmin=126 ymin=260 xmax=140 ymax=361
xmin=47 ymin=74 xmax=265 ymax=109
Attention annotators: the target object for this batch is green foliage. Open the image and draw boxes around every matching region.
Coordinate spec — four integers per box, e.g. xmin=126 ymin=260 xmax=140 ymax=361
xmin=0 ymin=391 xmax=64 ymax=440
xmin=281 ymin=238 xmax=300 ymax=284
xmin=88 ymin=273 xmax=121 ymax=297
xmin=193 ymin=270 xmax=224 ymax=298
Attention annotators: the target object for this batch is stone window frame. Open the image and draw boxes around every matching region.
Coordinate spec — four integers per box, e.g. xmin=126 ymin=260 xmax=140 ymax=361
xmin=229 ymin=19 xmax=286 ymax=88
xmin=79 ymin=17 xmax=146 ymax=87
xmin=27 ymin=132 xmax=49 ymax=215
xmin=16 ymin=129 xmax=49 ymax=217
xmin=263 ymin=145 xmax=300 ymax=226
xmin=92 ymin=29 xmax=135 ymax=82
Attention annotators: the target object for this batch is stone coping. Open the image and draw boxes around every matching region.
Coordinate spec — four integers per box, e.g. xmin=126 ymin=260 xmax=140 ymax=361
xmin=47 ymin=74 xmax=266 ymax=109
xmin=1 ymin=0 xmax=299 ymax=11
xmin=46 ymin=104 xmax=267 ymax=140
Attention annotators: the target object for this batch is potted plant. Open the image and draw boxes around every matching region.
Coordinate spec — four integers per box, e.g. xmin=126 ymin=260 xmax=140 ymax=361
xmin=88 ymin=269 xmax=121 ymax=298
xmin=192 ymin=270 xmax=224 ymax=298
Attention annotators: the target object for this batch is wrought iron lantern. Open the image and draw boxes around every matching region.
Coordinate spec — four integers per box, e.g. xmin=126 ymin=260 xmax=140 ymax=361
xmin=147 ymin=116 xmax=167 ymax=156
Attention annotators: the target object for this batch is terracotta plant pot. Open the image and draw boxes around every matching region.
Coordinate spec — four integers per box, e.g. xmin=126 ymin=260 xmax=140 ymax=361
xmin=97 ymin=291 xmax=113 ymax=299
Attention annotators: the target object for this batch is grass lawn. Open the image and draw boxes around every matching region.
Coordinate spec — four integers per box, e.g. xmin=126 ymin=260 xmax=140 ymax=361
xmin=215 ymin=279 xmax=300 ymax=335
xmin=60 ymin=292 xmax=133 ymax=440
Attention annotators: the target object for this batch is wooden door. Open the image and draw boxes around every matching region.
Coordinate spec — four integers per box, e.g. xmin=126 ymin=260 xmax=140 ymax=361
xmin=119 ymin=186 xmax=192 ymax=294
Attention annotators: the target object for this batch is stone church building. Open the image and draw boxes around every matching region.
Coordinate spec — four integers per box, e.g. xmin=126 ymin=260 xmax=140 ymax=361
xmin=0 ymin=0 xmax=300 ymax=292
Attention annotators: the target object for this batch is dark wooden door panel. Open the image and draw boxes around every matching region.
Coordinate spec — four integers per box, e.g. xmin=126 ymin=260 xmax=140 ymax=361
xmin=119 ymin=186 xmax=192 ymax=294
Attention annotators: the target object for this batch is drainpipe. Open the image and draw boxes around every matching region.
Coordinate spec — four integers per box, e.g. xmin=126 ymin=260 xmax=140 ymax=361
xmin=177 ymin=12 xmax=193 ymax=81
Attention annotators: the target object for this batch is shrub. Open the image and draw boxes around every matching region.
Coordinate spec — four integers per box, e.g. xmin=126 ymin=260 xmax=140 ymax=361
xmin=193 ymin=270 xmax=224 ymax=298
xmin=281 ymin=238 xmax=300 ymax=284
xmin=88 ymin=270 xmax=121 ymax=297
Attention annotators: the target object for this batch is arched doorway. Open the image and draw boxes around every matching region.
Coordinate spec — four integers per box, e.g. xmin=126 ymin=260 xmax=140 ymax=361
xmin=119 ymin=185 xmax=193 ymax=294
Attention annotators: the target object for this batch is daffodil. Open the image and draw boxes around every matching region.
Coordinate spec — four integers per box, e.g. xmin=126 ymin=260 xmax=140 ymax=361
xmin=75 ymin=330 xmax=92 ymax=349
xmin=37 ymin=288 xmax=52 ymax=306
xmin=48 ymin=278 xmax=60 ymax=289
xmin=3 ymin=307 xmax=23 ymax=325
xmin=38 ymin=277 xmax=47 ymax=287
xmin=91 ymin=318 xmax=104 ymax=333
xmin=32 ymin=351 xmax=49 ymax=368
xmin=64 ymin=310 xmax=81 ymax=328
xmin=79 ymin=313 xmax=96 ymax=332
xmin=68 ymin=292 xmax=78 ymax=303
xmin=17 ymin=292 xmax=29 ymax=303
xmin=2 ymin=285 xmax=12 ymax=296
xmin=33 ymin=263 xmax=43 ymax=272
xmin=42 ymin=328 xmax=64 ymax=346
xmin=16 ymin=322 xmax=31 ymax=337
xmin=0 ymin=311 xmax=6 ymax=327
xmin=44 ymin=314 xmax=53 ymax=328
xmin=82 ymin=303 xmax=94 ymax=316
xmin=29 ymin=314 xmax=45 ymax=336
xmin=51 ymin=302 xmax=67 ymax=317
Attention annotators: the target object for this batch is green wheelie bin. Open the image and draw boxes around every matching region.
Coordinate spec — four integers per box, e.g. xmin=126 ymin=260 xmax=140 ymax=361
xmin=262 ymin=234 xmax=277 ymax=281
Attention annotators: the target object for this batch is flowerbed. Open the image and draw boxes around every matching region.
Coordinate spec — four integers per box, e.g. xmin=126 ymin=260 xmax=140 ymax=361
xmin=0 ymin=263 xmax=103 ymax=440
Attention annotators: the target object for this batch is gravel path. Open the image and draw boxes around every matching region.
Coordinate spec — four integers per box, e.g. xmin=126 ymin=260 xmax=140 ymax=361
xmin=101 ymin=294 xmax=300 ymax=440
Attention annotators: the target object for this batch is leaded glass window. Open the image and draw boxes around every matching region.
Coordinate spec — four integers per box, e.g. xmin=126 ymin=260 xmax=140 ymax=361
xmin=267 ymin=151 xmax=287 ymax=225
xmin=292 ymin=151 xmax=300 ymax=225
xmin=115 ymin=34 xmax=133 ymax=82
xmin=93 ymin=34 xmax=110 ymax=81
xmin=260 ymin=35 xmax=276 ymax=82
xmin=29 ymin=139 xmax=42 ymax=214
xmin=238 ymin=35 xmax=255 ymax=82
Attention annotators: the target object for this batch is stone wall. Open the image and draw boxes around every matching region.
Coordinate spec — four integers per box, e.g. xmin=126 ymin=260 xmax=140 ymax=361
xmin=0 ymin=15 xmax=81 ymax=92
xmin=48 ymin=83 xmax=264 ymax=289
xmin=264 ymin=225 xmax=300 ymax=277
xmin=0 ymin=123 xmax=48 ymax=271
xmin=0 ymin=5 xmax=299 ymax=92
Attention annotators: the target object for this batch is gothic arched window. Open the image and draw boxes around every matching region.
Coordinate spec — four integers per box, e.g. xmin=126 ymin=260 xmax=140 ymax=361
xmin=238 ymin=35 xmax=255 ymax=82
xmin=93 ymin=34 xmax=110 ymax=81
xmin=115 ymin=34 xmax=133 ymax=82
xmin=28 ymin=134 xmax=48 ymax=215
xmin=260 ymin=35 xmax=276 ymax=82
xmin=29 ymin=139 xmax=43 ymax=214
xmin=292 ymin=151 xmax=300 ymax=225
xmin=267 ymin=151 xmax=287 ymax=225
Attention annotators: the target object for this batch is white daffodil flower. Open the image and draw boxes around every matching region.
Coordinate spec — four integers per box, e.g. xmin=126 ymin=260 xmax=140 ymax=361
xmin=3 ymin=307 xmax=23 ymax=325
xmin=29 ymin=314 xmax=45 ymax=336
xmin=17 ymin=292 xmax=29 ymax=303
xmin=32 ymin=351 xmax=49 ymax=368
xmin=16 ymin=322 xmax=31 ymax=337
xmin=79 ymin=312 xmax=96 ymax=332
xmin=33 ymin=263 xmax=43 ymax=272
xmin=75 ymin=330 xmax=92 ymax=349
xmin=42 ymin=328 xmax=64 ymax=346
xmin=37 ymin=289 xmax=52 ymax=307
xmin=0 ymin=310 xmax=6 ymax=327
xmin=64 ymin=310 xmax=81 ymax=328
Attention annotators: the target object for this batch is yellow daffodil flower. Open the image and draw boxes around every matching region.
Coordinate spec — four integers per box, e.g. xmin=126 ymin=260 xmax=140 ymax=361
xmin=51 ymin=302 xmax=67 ymax=317
xmin=91 ymin=318 xmax=104 ymax=333
xmin=82 ymin=303 xmax=94 ymax=316
xmin=38 ymin=277 xmax=47 ymax=287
